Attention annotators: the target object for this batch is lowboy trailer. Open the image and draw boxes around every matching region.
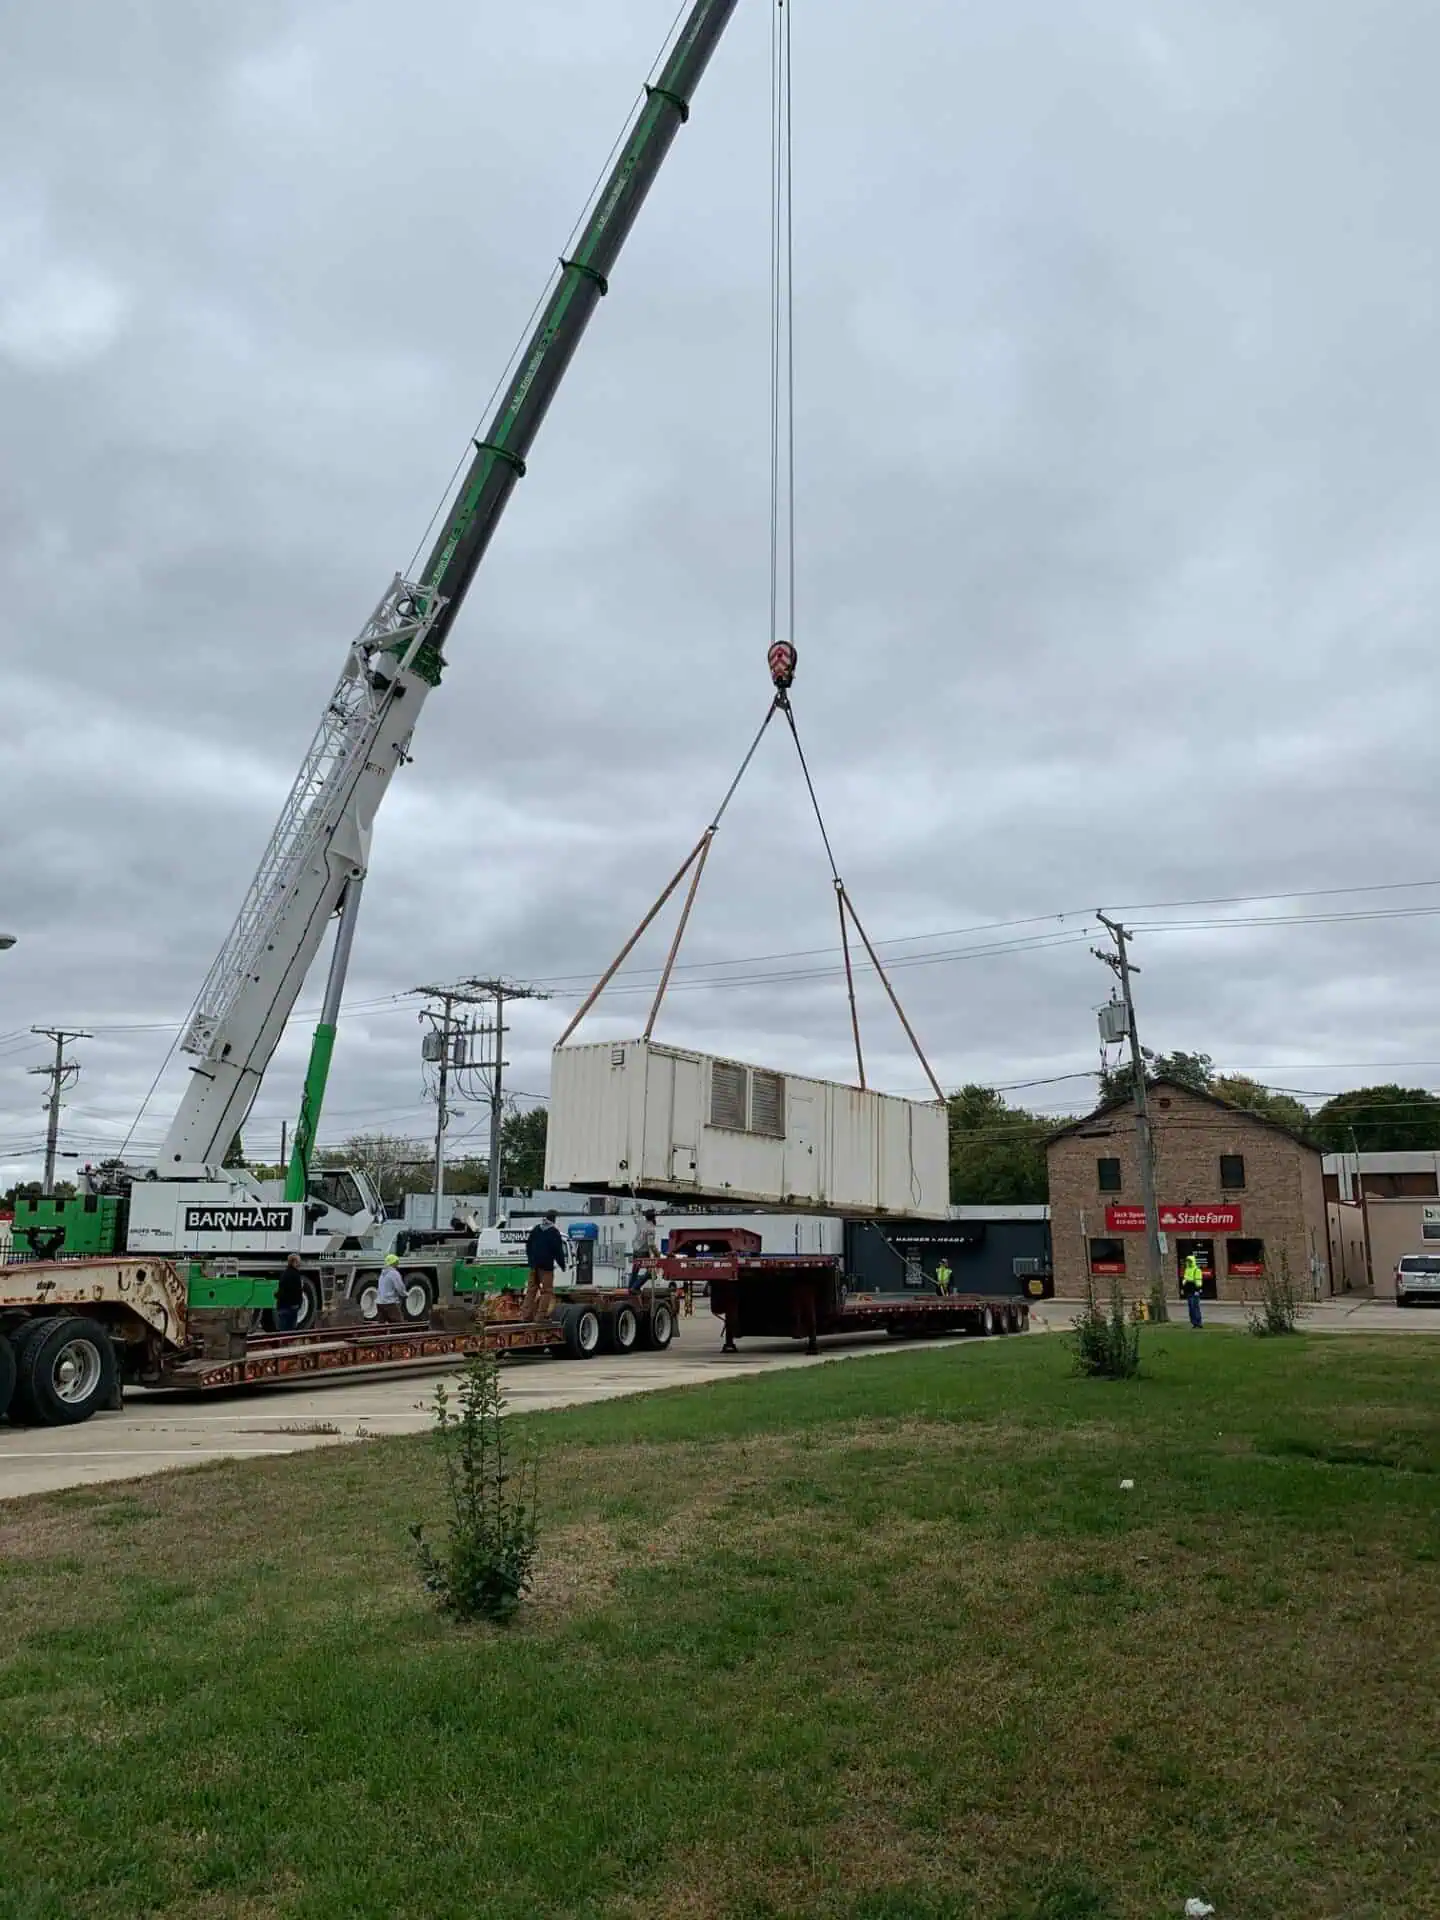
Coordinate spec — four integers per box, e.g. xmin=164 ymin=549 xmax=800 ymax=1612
xmin=0 ymin=1257 xmax=681 ymax=1428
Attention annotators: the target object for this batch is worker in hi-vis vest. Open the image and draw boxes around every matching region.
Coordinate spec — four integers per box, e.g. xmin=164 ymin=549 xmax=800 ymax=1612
xmin=935 ymin=1259 xmax=953 ymax=1296
xmin=1181 ymin=1251 xmax=1205 ymax=1328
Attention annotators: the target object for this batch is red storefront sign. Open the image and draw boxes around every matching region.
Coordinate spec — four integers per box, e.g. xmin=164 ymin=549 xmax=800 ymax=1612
xmin=1105 ymin=1204 xmax=1242 ymax=1234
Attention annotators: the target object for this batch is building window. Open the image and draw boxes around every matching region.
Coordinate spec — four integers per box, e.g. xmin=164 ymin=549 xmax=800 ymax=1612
xmin=1227 ymin=1237 xmax=1265 ymax=1277
xmin=1219 ymin=1153 xmax=1246 ymax=1190
xmin=1088 ymin=1237 xmax=1126 ymax=1275
xmin=1097 ymin=1157 xmax=1122 ymax=1192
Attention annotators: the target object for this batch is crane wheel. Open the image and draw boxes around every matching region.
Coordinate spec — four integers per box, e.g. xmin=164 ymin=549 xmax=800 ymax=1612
xmin=402 ymin=1271 xmax=437 ymax=1324
xmin=603 ymin=1305 xmax=640 ymax=1354
xmin=11 ymin=1315 xmax=118 ymax=1427
xmin=0 ymin=1334 xmax=15 ymax=1421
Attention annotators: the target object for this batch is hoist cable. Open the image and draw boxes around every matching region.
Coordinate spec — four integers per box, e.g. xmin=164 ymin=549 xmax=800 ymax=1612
xmin=768 ymin=0 xmax=795 ymax=651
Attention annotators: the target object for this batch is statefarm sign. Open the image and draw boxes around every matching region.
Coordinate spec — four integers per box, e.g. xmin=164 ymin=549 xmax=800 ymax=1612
xmin=1105 ymin=1204 xmax=1242 ymax=1234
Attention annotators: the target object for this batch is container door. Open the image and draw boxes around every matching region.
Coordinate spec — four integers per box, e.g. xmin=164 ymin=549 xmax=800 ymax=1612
xmin=668 ymin=1053 xmax=701 ymax=1187
xmin=786 ymin=1091 xmax=819 ymax=1202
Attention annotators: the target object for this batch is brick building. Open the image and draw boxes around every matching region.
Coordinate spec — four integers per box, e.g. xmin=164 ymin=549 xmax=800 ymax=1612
xmin=1046 ymin=1078 xmax=1329 ymax=1301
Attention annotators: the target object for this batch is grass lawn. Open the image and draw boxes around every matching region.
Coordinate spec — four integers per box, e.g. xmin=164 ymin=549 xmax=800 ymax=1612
xmin=1 ymin=1330 xmax=1438 ymax=1920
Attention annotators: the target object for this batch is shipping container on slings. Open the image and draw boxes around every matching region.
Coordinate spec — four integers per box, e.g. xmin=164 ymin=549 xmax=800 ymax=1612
xmin=545 ymin=1038 xmax=949 ymax=1218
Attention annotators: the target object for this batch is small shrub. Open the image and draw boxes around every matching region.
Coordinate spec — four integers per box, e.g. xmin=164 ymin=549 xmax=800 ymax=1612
xmin=1073 ymin=1276 xmax=1141 ymax=1379
xmin=1245 ymin=1251 xmax=1305 ymax=1338
xmin=411 ymin=1351 xmax=538 ymax=1623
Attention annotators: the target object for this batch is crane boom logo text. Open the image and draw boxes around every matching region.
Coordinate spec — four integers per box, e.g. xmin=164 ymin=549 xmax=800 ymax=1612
xmin=184 ymin=1206 xmax=294 ymax=1233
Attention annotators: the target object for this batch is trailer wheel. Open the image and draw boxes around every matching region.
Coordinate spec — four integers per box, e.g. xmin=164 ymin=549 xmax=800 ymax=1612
xmin=979 ymin=1306 xmax=996 ymax=1337
xmin=12 ymin=1316 xmax=118 ymax=1427
xmin=603 ymin=1304 xmax=640 ymax=1354
xmin=1006 ymin=1304 xmax=1022 ymax=1334
xmin=647 ymin=1302 xmax=676 ymax=1351
xmin=562 ymin=1307 xmax=602 ymax=1359
xmin=402 ymin=1272 xmax=436 ymax=1324
xmin=0 ymin=1334 xmax=15 ymax=1420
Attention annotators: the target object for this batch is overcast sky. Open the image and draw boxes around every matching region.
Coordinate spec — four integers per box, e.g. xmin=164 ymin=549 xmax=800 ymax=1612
xmin=5 ymin=0 xmax=1440 ymax=1186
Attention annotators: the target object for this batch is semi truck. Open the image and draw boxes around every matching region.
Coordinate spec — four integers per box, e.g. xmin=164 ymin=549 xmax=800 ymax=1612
xmin=1 ymin=0 xmax=741 ymax=1423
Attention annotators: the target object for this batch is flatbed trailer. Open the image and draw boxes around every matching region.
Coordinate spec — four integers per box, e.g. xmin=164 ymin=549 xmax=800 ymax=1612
xmin=0 ymin=1256 xmax=680 ymax=1427
xmin=662 ymin=1228 xmax=1030 ymax=1354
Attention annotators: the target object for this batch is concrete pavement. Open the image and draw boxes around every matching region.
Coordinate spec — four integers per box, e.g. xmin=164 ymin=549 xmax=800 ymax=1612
xmin=1033 ymin=1296 xmax=1440 ymax=1335
xmin=0 ymin=1316 xmax=972 ymax=1501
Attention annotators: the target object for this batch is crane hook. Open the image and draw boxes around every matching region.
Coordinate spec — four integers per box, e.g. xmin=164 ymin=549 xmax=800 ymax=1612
xmin=768 ymin=640 xmax=797 ymax=693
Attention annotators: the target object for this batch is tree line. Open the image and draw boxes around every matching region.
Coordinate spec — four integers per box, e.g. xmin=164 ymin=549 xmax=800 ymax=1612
xmin=948 ymin=1051 xmax=1440 ymax=1206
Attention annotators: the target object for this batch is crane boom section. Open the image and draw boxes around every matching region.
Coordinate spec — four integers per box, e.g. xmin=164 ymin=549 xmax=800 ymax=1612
xmin=158 ymin=0 xmax=740 ymax=1173
xmin=412 ymin=0 xmax=741 ymax=668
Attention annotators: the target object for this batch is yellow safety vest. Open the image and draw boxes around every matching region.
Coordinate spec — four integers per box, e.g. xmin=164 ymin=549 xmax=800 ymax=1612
xmin=1182 ymin=1259 xmax=1203 ymax=1291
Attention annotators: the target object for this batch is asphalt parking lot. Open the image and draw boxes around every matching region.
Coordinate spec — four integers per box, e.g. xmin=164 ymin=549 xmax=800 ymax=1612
xmin=3 ymin=1295 xmax=1433 ymax=1500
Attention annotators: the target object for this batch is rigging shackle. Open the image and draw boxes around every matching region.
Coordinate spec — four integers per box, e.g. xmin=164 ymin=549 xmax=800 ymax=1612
xmin=767 ymin=639 xmax=797 ymax=693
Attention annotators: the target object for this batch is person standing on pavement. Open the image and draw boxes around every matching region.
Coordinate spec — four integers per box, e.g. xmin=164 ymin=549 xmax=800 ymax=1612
xmin=1181 ymin=1251 xmax=1206 ymax=1328
xmin=274 ymin=1253 xmax=305 ymax=1332
xmin=523 ymin=1210 xmax=567 ymax=1321
xmin=376 ymin=1252 xmax=408 ymax=1325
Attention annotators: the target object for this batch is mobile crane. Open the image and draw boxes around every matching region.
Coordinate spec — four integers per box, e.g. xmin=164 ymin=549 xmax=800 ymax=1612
xmin=0 ymin=0 xmax=740 ymax=1424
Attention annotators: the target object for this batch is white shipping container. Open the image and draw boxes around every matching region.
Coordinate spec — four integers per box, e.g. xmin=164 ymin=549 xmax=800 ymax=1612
xmin=545 ymin=1040 xmax=948 ymax=1218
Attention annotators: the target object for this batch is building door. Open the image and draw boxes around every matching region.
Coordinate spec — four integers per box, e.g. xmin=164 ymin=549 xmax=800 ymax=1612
xmin=1175 ymin=1237 xmax=1218 ymax=1299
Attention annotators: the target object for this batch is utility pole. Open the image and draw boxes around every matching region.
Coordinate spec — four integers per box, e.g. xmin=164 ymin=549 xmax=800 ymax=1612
xmin=415 ymin=987 xmax=466 ymax=1228
xmin=29 ymin=1027 xmax=91 ymax=1194
xmin=415 ymin=978 xmax=550 ymax=1227
xmin=461 ymin=978 xmax=550 ymax=1225
xmin=1092 ymin=917 xmax=1166 ymax=1315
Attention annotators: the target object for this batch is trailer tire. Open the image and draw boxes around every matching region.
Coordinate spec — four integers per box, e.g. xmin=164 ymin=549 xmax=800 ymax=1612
xmin=647 ymin=1302 xmax=676 ymax=1351
xmin=12 ymin=1316 xmax=118 ymax=1427
xmin=979 ymin=1306 xmax=996 ymax=1337
xmin=0 ymin=1334 xmax=14 ymax=1421
xmin=603 ymin=1304 xmax=640 ymax=1354
xmin=562 ymin=1307 xmax=602 ymax=1359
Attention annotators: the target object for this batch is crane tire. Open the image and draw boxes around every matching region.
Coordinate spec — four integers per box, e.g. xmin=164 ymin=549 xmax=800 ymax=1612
xmin=12 ymin=1315 xmax=118 ymax=1427
xmin=402 ymin=1271 xmax=437 ymax=1324
xmin=0 ymin=1334 xmax=15 ymax=1421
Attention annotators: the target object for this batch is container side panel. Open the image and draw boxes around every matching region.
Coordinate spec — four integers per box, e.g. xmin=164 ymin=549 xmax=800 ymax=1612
xmin=785 ymin=1089 xmax=820 ymax=1202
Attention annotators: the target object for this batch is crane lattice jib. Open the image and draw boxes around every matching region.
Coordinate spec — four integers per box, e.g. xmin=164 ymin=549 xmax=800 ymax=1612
xmin=410 ymin=0 xmax=741 ymax=675
xmin=180 ymin=580 xmax=442 ymax=1061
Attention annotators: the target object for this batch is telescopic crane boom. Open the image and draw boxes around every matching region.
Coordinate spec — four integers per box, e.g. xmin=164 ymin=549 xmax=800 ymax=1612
xmin=156 ymin=0 xmax=742 ymax=1184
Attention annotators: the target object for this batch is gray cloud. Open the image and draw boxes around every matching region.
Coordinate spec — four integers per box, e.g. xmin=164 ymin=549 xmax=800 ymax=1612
xmin=6 ymin=0 xmax=1440 ymax=1184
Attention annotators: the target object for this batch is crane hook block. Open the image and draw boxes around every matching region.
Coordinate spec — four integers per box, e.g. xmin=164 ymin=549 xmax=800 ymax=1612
xmin=768 ymin=640 xmax=797 ymax=692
